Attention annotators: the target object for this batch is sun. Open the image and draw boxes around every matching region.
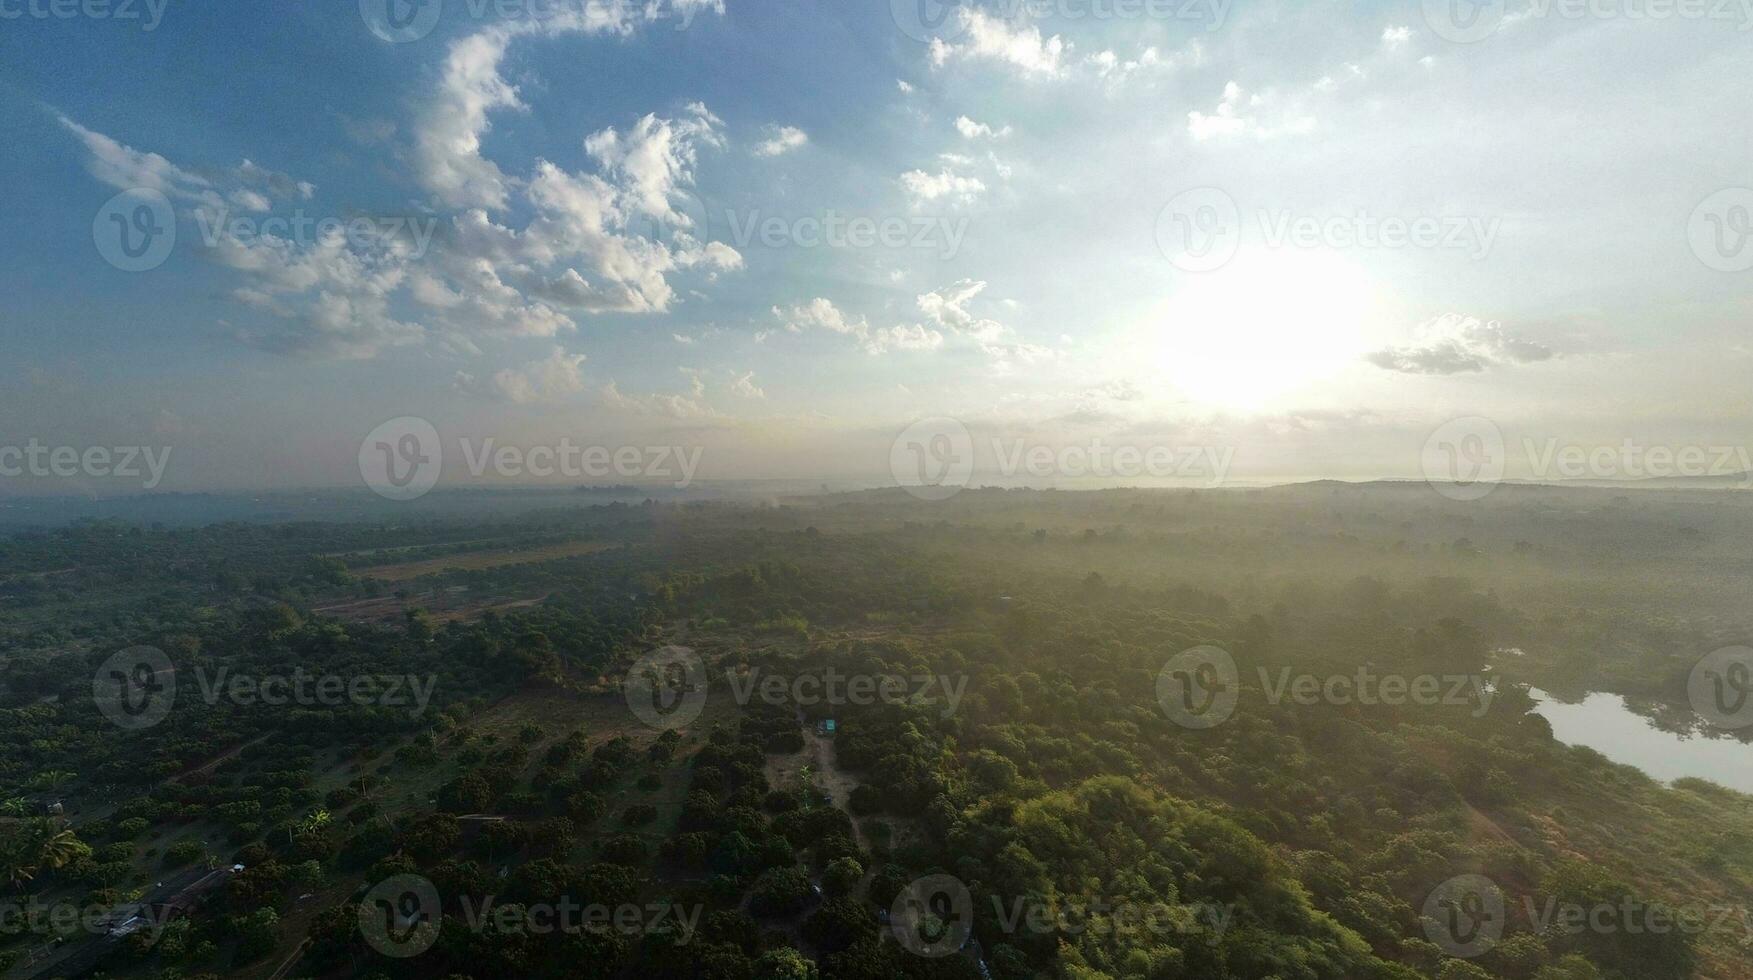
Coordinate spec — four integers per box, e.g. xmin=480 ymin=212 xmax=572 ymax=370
xmin=1132 ymin=248 xmax=1387 ymax=415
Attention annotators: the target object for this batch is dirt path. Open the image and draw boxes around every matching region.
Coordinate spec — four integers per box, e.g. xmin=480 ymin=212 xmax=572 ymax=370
xmin=763 ymin=708 xmax=870 ymax=853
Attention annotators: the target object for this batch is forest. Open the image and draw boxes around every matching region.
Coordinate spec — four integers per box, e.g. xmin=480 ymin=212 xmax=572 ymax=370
xmin=0 ymin=485 xmax=1749 ymax=980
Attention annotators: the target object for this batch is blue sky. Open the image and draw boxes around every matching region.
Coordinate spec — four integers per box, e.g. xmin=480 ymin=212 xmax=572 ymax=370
xmin=3 ymin=0 xmax=1751 ymax=492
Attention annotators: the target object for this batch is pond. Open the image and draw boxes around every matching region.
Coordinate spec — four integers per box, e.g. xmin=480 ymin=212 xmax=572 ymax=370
xmin=1529 ymin=689 xmax=1753 ymax=794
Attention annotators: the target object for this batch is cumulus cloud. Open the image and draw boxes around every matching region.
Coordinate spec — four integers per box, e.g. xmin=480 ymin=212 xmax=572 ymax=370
xmin=1366 ymin=314 xmax=1556 ymax=375
xmin=770 ymin=298 xmax=943 ymax=355
xmin=753 ymin=125 xmax=809 ymax=157
xmin=1187 ymin=81 xmax=1316 ymax=141
xmin=928 ymin=9 xmax=1067 ymax=76
xmin=59 ymin=116 xmax=312 ymax=212
xmin=58 ymin=15 xmax=743 ymax=360
xmin=599 ymin=380 xmax=722 ymax=420
xmin=728 ymin=370 xmax=766 ymax=398
xmin=773 ymin=298 xmax=868 ymax=337
xmin=456 ymin=346 xmax=589 ymax=403
xmin=900 ymin=168 xmax=987 ymax=207
xmin=954 ymin=116 xmax=1012 ymax=139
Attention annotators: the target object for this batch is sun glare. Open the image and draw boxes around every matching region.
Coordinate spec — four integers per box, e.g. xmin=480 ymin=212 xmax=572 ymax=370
xmin=1136 ymin=249 xmax=1385 ymax=415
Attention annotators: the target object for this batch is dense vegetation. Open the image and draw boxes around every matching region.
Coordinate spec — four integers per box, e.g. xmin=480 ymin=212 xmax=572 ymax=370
xmin=0 ymin=486 xmax=1748 ymax=979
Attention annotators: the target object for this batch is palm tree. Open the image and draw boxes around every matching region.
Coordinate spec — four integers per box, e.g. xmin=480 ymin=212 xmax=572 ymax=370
xmin=32 ymin=820 xmax=88 ymax=872
xmin=0 ymin=819 xmax=89 ymax=891
xmin=0 ymin=830 xmax=35 ymax=892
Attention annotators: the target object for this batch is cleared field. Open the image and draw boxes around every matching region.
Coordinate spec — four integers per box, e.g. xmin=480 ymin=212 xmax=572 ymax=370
xmin=356 ymin=540 xmax=619 ymax=581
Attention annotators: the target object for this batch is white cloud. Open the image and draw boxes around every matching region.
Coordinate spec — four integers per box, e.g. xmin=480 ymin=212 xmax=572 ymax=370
xmin=773 ymin=298 xmax=868 ymax=336
xmin=729 ymin=370 xmax=766 ymax=399
xmin=59 ymin=116 xmax=312 ymax=212
xmin=864 ymin=323 xmax=944 ymax=354
xmin=1367 ymin=314 xmax=1556 ymax=375
xmin=753 ymin=125 xmax=809 ymax=157
xmin=900 ymin=168 xmax=987 ymax=207
xmin=456 ymin=346 xmax=589 ymax=403
xmin=1381 ymin=25 xmax=1413 ymax=50
xmin=954 ymin=116 xmax=1012 ymax=140
xmin=599 ymin=380 xmax=721 ymax=419
xmin=771 ymin=299 xmax=944 ymax=355
xmin=928 ymin=9 xmax=1067 ymax=77
xmin=1187 ymin=81 xmax=1316 ymax=141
